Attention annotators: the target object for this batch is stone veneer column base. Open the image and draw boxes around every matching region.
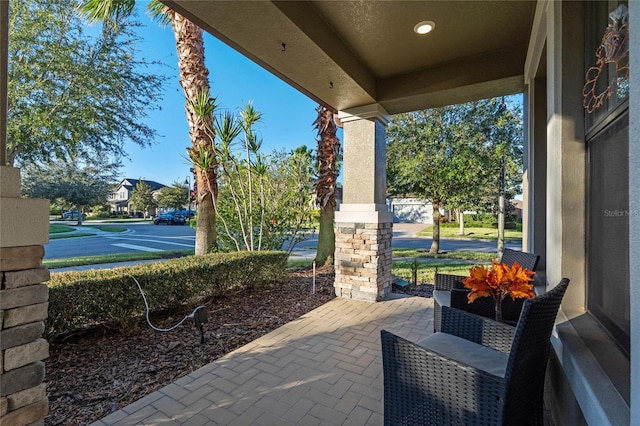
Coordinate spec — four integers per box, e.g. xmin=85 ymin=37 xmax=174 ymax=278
xmin=0 ymin=167 xmax=50 ymax=426
xmin=334 ymin=217 xmax=393 ymax=302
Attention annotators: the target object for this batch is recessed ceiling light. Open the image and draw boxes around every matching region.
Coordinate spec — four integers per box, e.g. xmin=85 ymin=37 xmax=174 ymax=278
xmin=414 ymin=21 xmax=435 ymax=35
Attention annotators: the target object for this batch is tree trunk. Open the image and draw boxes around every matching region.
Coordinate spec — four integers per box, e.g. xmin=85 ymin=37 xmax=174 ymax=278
xmin=430 ymin=202 xmax=440 ymax=254
xmin=313 ymin=106 xmax=340 ymax=265
xmin=169 ymin=12 xmax=215 ymax=255
xmin=497 ymin=157 xmax=505 ymax=258
xmin=458 ymin=209 xmax=465 ymax=235
xmin=315 ymin=203 xmax=335 ymax=265
xmin=195 ymin=168 xmax=217 ymax=253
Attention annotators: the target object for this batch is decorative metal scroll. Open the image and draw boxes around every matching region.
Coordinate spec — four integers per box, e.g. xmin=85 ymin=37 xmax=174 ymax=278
xmin=583 ymin=4 xmax=629 ymax=113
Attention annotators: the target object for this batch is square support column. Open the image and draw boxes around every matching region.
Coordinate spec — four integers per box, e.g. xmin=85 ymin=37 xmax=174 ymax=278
xmin=335 ymin=105 xmax=392 ymax=302
xmin=0 ymin=167 xmax=50 ymax=426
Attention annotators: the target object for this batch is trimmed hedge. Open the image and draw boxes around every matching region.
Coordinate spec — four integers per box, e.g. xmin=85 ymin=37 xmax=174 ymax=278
xmin=46 ymin=251 xmax=288 ymax=340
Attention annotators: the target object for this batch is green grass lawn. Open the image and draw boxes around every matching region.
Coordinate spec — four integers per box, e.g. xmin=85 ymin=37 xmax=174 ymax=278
xmin=49 ymin=232 xmax=96 ymax=240
xmin=287 ymin=259 xmax=316 ymax=269
xmin=288 ymin=249 xmax=492 ymax=285
xmin=49 ymin=224 xmax=76 ymax=234
xmin=49 ymin=223 xmax=95 ymax=240
xmin=44 ymin=249 xmax=194 ymax=269
xmin=417 ymin=225 xmax=522 ymax=241
xmin=392 ymin=248 xmax=497 ymax=261
xmin=48 ymin=223 xmax=127 ymax=240
xmin=392 ymin=261 xmax=477 ymax=285
xmin=84 ymin=217 xmax=154 ymax=223
xmin=83 ymin=224 xmax=128 ymax=232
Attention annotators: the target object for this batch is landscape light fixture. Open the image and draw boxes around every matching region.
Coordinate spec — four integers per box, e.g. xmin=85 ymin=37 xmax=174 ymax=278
xmin=414 ymin=20 xmax=435 ymax=35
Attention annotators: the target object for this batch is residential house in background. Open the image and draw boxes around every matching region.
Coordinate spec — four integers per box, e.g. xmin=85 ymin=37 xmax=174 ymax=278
xmin=387 ymin=197 xmax=433 ymax=223
xmin=511 ymin=199 xmax=524 ymax=220
xmin=108 ymin=178 xmax=166 ymax=216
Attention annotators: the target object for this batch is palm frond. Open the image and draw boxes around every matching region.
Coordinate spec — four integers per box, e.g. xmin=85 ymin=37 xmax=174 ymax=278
xmin=78 ymin=0 xmax=135 ymax=25
xmin=146 ymin=0 xmax=172 ymax=27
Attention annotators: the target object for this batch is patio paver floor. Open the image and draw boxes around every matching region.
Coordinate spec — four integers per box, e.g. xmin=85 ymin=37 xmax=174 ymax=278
xmin=91 ymin=294 xmax=433 ymax=426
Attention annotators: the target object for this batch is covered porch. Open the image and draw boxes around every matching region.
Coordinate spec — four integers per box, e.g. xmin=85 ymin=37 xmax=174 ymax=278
xmin=157 ymin=2 xmax=637 ymax=423
xmin=1 ymin=1 xmax=638 ymax=425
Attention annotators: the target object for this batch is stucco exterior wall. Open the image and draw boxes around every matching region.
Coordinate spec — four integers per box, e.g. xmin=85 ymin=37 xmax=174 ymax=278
xmin=531 ymin=1 xmax=633 ymax=425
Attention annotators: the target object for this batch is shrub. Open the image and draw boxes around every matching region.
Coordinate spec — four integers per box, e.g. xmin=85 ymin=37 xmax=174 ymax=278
xmin=49 ymin=205 xmax=63 ymax=216
xmin=46 ymin=251 xmax=288 ymax=340
xmin=92 ymin=209 xmax=112 ymax=219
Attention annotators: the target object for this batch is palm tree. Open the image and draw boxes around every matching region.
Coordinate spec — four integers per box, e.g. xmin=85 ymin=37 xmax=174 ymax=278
xmin=80 ymin=0 xmax=217 ymax=254
xmin=313 ymin=105 xmax=341 ymax=265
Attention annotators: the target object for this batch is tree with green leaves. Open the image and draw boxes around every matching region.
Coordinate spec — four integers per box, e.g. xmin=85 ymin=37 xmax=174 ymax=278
xmin=313 ymin=105 xmax=341 ymax=265
xmin=156 ymin=182 xmax=189 ymax=211
xmin=214 ymin=144 xmax=315 ymax=253
xmin=21 ymin=157 xmax=119 ymax=225
xmin=208 ymin=102 xmax=314 ymax=252
xmin=128 ymin=180 xmax=157 ymax=218
xmin=386 ymin=97 xmax=523 ymax=253
xmin=80 ymin=0 xmax=217 ymax=255
xmin=7 ymin=0 xmax=164 ymax=167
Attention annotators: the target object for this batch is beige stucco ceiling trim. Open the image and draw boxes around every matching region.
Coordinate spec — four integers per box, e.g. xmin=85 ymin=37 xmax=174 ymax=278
xmin=525 ymin=0 xmax=550 ymax=82
xmin=338 ymin=103 xmax=390 ymax=125
xmin=378 ymin=44 xmax=527 ymax=113
xmin=164 ymin=1 xmax=535 ymax=115
xmin=380 ymin=75 xmax=525 ymax=115
xmin=163 ymin=0 xmax=376 ymax=112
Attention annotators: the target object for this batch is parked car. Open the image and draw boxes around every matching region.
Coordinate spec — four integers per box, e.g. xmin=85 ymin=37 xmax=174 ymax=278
xmin=62 ymin=211 xmax=86 ymax=220
xmin=173 ymin=208 xmax=196 ymax=219
xmin=153 ymin=213 xmax=186 ymax=225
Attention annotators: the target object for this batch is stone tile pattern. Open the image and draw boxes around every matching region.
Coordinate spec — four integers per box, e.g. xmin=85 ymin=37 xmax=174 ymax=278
xmin=0 ymin=246 xmax=50 ymax=426
xmin=93 ymin=295 xmax=433 ymax=425
xmin=334 ymin=222 xmax=393 ymax=302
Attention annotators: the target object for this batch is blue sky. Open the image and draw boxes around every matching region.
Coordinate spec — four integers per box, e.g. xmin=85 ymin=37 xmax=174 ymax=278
xmin=122 ymin=5 xmax=319 ymax=187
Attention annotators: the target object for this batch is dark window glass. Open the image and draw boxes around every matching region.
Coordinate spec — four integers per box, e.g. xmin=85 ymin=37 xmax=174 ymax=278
xmin=587 ymin=110 xmax=629 ymax=355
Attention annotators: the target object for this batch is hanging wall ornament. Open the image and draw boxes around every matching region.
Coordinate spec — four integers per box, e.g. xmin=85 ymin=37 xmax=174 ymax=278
xmin=583 ymin=4 xmax=629 ymax=113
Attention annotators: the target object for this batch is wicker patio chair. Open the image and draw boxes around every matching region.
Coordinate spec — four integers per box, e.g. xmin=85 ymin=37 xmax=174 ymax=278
xmin=381 ymin=278 xmax=569 ymax=426
xmin=432 ymin=249 xmax=541 ymax=331
xmin=432 ymin=273 xmax=467 ymax=332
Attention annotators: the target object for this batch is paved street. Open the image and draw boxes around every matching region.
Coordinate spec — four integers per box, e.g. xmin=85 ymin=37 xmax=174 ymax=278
xmin=293 ymin=223 xmax=521 ymax=256
xmin=45 ymin=222 xmax=195 ymax=259
xmin=46 ymin=222 xmax=520 ymax=268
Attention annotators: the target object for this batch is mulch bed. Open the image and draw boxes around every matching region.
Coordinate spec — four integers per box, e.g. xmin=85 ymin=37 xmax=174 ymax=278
xmin=392 ymin=283 xmax=434 ymax=298
xmin=44 ymin=266 xmax=336 ymax=426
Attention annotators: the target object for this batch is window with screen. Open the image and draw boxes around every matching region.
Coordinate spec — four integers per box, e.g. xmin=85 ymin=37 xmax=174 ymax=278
xmin=585 ymin=1 xmax=629 ymax=355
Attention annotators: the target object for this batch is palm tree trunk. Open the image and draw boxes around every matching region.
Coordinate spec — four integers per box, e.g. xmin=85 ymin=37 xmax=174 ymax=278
xmin=316 ymin=204 xmax=335 ymax=265
xmin=314 ymin=106 xmax=340 ymax=265
xmin=169 ymin=11 xmax=216 ymax=254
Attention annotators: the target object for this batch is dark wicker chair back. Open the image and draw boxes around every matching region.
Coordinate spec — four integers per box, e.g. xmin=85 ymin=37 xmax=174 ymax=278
xmin=502 ymin=278 xmax=570 ymax=424
xmin=500 ymin=248 xmax=540 ymax=271
xmin=434 ymin=273 xmax=467 ymax=291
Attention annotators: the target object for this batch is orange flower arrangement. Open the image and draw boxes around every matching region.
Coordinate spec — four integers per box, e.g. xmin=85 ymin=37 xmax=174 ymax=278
xmin=462 ymin=262 xmax=535 ymax=322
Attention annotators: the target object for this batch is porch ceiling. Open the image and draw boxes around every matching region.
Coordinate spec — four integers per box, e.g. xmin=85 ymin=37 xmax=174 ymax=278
xmin=163 ymin=1 xmax=536 ymax=114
